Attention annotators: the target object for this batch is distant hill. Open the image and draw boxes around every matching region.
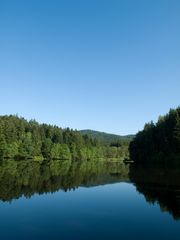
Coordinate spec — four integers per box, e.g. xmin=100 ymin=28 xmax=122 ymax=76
xmin=79 ymin=129 xmax=134 ymax=144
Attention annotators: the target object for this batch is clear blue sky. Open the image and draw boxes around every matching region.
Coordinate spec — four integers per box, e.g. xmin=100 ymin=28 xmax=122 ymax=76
xmin=0 ymin=0 xmax=180 ymax=135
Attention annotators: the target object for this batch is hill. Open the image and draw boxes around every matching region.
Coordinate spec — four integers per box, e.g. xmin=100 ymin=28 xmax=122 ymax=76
xmin=79 ymin=129 xmax=134 ymax=144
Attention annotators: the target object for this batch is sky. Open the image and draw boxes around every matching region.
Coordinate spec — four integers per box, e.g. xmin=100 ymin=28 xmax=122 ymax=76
xmin=0 ymin=0 xmax=180 ymax=135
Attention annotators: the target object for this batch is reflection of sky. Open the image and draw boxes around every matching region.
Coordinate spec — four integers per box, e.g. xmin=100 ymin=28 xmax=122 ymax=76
xmin=0 ymin=1 xmax=180 ymax=134
xmin=0 ymin=183 xmax=180 ymax=239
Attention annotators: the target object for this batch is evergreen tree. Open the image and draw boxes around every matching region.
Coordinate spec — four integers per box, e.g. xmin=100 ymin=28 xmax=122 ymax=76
xmin=130 ymin=107 xmax=180 ymax=164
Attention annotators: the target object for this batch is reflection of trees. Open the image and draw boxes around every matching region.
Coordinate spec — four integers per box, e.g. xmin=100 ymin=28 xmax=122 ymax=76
xmin=2 ymin=159 xmax=180 ymax=221
xmin=0 ymin=160 xmax=129 ymax=202
xmin=129 ymin=164 xmax=180 ymax=220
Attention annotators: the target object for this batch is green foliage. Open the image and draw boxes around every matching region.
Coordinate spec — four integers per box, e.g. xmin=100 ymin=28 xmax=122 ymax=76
xmin=0 ymin=115 xmax=129 ymax=161
xmin=129 ymin=107 xmax=180 ymax=164
xmin=4 ymin=142 xmax=19 ymax=158
xmin=50 ymin=144 xmax=71 ymax=160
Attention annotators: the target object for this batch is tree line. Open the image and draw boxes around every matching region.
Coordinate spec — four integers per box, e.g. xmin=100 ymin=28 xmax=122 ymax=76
xmin=129 ymin=107 xmax=180 ymax=164
xmin=0 ymin=115 xmax=129 ymax=160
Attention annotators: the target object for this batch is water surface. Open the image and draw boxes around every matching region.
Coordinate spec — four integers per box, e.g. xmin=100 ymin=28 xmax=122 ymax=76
xmin=0 ymin=160 xmax=180 ymax=239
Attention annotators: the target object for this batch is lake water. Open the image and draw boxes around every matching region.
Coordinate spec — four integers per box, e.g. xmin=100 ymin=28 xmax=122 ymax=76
xmin=0 ymin=159 xmax=180 ymax=239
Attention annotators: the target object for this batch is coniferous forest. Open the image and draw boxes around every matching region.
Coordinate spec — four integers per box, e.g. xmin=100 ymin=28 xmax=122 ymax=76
xmin=129 ymin=107 xmax=180 ymax=164
xmin=0 ymin=115 xmax=129 ymax=161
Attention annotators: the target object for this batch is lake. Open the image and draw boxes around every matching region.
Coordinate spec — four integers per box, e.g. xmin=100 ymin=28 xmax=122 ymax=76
xmin=0 ymin=159 xmax=180 ymax=239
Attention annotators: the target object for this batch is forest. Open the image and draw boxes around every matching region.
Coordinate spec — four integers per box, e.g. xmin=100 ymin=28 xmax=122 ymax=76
xmin=129 ymin=107 xmax=180 ymax=164
xmin=80 ymin=129 xmax=134 ymax=144
xmin=1 ymin=107 xmax=179 ymax=164
xmin=0 ymin=115 xmax=129 ymax=161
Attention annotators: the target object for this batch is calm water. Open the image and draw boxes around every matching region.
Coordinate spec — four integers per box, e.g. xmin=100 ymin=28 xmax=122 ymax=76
xmin=0 ymin=159 xmax=180 ymax=239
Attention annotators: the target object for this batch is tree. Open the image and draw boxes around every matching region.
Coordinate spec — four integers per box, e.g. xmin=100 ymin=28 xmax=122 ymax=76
xmin=0 ymin=115 xmax=128 ymax=161
xmin=51 ymin=144 xmax=71 ymax=160
xmin=129 ymin=107 xmax=180 ymax=164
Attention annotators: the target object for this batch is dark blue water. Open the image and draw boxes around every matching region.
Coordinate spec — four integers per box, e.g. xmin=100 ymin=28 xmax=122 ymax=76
xmin=0 ymin=160 xmax=180 ymax=239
